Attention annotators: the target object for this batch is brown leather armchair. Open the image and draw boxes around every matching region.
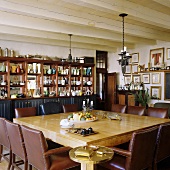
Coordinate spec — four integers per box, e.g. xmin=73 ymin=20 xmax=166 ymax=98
xmin=111 ymin=104 xmax=127 ymax=113
xmin=153 ymin=123 xmax=170 ymax=170
xmin=62 ymin=104 xmax=78 ymax=113
xmin=147 ymin=107 xmax=169 ymax=118
xmin=98 ymin=126 xmax=158 ymax=170
xmin=126 ymin=105 xmax=146 ymax=116
xmin=5 ymin=120 xmax=28 ymax=170
xmin=0 ymin=118 xmax=12 ymax=170
xmin=15 ymin=107 xmax=36 ymax=118
xmin=21 ymin=125 xmax=80 ymax=170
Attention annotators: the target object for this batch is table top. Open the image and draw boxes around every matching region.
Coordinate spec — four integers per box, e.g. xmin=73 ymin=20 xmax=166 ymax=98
xmin=13 ymin=110 xmax=170 ymax=147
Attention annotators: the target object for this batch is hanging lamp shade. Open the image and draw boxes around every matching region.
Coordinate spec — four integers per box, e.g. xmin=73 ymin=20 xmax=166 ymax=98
xmin=68 ymin=34 xmax=72 ymax=61
xmin=117 ymin=13 xmax=132 ymax=74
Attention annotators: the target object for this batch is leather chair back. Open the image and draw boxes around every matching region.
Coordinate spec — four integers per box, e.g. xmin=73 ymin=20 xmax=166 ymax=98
xmin=111 ymin=104 xmax=127 ymax=113
xmin=40 ymin=102 xmax=62 ymax=115
xmin=126 ymin=126 xmax=158 ymax=170
xmin=0 ymin=118 xmax=10 ymax=149
xmin=5 ymin=120 xmax=27 ymax=169
xmin=21 ymin=125 xmax=50 ymax=170
xmin=99 ymin=126 xmax=158 ymax=170
xmin=62 ymin=104 xmax=78 ymax=113
xmin=0 ymin=118 xmax=11 ymax=169
xmin=21 ymin=125 xmax=79 ymax=170
xmin=147 ymin=107 xmax=168 ymax=118
xmin=127 ymin=106 xmax=145 ymax=116
xmin=154 ymin=123 xmax=170 ymax=166
xmin=154 ymin=102 xmax=170 ymax=118
xmin=15 ymin=107 xmax=36 ymax=118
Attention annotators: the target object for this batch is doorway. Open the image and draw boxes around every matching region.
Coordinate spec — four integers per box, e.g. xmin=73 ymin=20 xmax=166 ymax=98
xmin=96 ymin=51 xmax=107 ymax=110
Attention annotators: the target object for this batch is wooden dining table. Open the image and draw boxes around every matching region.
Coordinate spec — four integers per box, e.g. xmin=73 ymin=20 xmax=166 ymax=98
xmin=13 ymin=110 xmax=170 ymax=148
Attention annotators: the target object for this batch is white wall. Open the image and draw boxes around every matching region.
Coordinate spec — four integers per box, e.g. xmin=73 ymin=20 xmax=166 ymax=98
xmin=107 ymin=40 xmax=170 ymax=105
xmin=1 ymin=39 xmax=170 ymax=105
xmin=0 ymin=40 xmax=95 ymax=58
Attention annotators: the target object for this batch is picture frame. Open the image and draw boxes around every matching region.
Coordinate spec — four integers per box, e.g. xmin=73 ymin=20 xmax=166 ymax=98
xmin=132 ymin=64 xmax=138 ymax=73
xmin=152 ymin=73 xmax=160 ymax=84
xmin=133 ymin=75 xmax=141 ymax=83
xmin=125 ymin=65 xmax=132 ymax=74
xmin=124 ymin=75 xmax=131 ymax=85
xmin=151 ymin=86 xmax=161 ymax=100
xmin=131 ymin=53 xmax=139 ymax=63
xmin=150 ymin=47 xmax=164 ymax=67
xmin=167 ymin=48 xmax=170 ymax=60
xmin=142 ymin=74 xmax=150 ymax=84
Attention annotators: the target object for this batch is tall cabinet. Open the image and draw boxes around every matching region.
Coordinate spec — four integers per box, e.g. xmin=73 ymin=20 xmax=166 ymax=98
xmin=0 ymin=57 xmax=94 ymax=98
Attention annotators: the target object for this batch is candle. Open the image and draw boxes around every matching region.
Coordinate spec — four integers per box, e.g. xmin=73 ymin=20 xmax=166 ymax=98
xmin=91 ymin=101 xmax=93 ymax=106
xmin=124 ymin=46 xmax=127 ymax=52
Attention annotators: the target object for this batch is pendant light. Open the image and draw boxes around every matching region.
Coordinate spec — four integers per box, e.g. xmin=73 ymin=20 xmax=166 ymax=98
xmin=117 ymin=13 xmax=132 ymax=74
xmin=68 ymin=34 xmax=72 ymax=62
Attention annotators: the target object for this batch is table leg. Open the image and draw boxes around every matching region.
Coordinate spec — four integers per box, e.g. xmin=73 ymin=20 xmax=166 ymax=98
xmin=81 ymin=162 xmax=94 ymax=170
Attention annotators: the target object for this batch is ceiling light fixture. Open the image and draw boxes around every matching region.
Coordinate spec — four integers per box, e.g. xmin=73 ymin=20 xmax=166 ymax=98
xmin=68 ymin=34 xmax=72 ymax=62
xmin=117 ymin=13 xmax=132 ymax=74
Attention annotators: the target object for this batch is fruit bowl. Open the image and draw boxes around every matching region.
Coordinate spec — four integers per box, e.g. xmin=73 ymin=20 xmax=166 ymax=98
xmin=68 ymin=112 xmax=97 ymax=122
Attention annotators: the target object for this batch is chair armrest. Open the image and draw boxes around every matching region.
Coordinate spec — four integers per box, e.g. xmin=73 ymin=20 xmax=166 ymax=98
xmin=109 ymin=146 xmax=131 ymax=157
xmin=44 ymin=146 xmax=72 ymax=157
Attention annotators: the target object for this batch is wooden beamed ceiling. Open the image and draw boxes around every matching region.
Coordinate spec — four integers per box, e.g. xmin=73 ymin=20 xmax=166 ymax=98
xmin=0 ymin=0 xmax=169 ymax=52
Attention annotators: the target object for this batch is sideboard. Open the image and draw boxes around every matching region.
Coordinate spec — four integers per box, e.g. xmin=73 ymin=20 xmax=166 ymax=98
xmin=1 ymin=95 xmax=97 ymax=121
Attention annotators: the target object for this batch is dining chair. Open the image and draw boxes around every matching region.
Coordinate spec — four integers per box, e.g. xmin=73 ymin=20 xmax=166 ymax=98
xmin=0 ymin=118 xmax=12 ymax=170
xmin=147 ymin=107 xmax=169 ymax=119
xmin=21 ymin=125 xmax=80 ymax=170
xmin=62 ymin=104 xmax=78 ymax=113
xmin=154 ymin=102 xmax=170 ymax=118
xmin=153 ymin=123 xmax=170 ymax=170
xmin=5 ymin=120 xmax=28 ymax=170
xmin=98 ymin=126 xmax=158 ymax=170
xmin=111 ymin=104 xmax=127 ymax=113
xmin=15 ymin=107 xmax=36 ymax=118
xmin=126 ymin=105 xmax=146 ymax=116
xmin=40 ymin=101 xmax=62 ymax=115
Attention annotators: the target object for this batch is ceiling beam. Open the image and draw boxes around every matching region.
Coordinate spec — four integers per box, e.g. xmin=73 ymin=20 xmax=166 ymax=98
xmin=0 ymin=1 xmax=169 ymax=41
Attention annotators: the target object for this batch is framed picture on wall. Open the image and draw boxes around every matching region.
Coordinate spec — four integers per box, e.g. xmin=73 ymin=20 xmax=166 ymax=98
xmin=124 ymin=75 xmax=131 ymax=85
xmin=132 ymin=64 xmax=138 ymax=73
xmin=125 ymin=65 xmax=132 ymax=74
xmin=142 ymin=74 xmax=150 ymax=84
xmin=167 ymin=48 xmax=170 ymax=60
xmin=152 ymin=73 xmax=160 ymax=84
xmin=133 ymin=75 xmax=141 ymax=83
xmin=131 ymin=53 xmax=139 ymax=63
xmin=150 ymin=47 xmax=164 ymax=67
xmin=151 ymin=86 xmax=161 ymax=99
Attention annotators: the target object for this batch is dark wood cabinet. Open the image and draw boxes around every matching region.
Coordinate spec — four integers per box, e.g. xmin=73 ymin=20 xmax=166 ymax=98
xmin=13 ymin=98 xmax=43 ymax=116
xmin=117 ymin=90 xmax=141 ymax=106
xmin=0 ymin=100 xmax=12 ymax=120
xmin=1 ymin=95 xmax=97 ymax=121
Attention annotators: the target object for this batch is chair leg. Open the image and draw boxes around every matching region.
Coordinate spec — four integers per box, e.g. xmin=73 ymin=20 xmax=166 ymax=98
xmin=24 ymin=160 xmax=28 ymax=170
xmin=0 ymin=145 xmax=3 ymax=162
xmin=11 ymin=153 xmax=15 ymax=170
xmin=7 ymin=150 xmax=12 ymax=170
xmin=29 ymin=164 xmax=32 ymax=170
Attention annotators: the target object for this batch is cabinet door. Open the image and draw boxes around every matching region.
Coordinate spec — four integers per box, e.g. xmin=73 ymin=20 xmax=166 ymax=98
xmin=0 ymin=100 xmax=12 ymax=120
xmin=14 ymin=99 xmax=28 ymax=108
xmin=27 ymin=99 xmax=44 ymax=116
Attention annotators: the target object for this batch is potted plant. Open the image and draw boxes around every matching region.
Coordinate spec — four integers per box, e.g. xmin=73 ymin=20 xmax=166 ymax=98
xmin=134 ymin=88 xmax=150 ymax=108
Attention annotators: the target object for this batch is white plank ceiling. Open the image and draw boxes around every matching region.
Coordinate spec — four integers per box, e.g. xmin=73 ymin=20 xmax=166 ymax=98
xmin=0 ymin=0 xmax=169 ymax=52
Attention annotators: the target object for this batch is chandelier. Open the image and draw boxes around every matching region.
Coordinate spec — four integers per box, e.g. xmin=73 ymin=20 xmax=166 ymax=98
xmin=117 ymin=13 xmax=132 ymax=74
xmin=68 ymin=34 xmax=72 ymax=62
